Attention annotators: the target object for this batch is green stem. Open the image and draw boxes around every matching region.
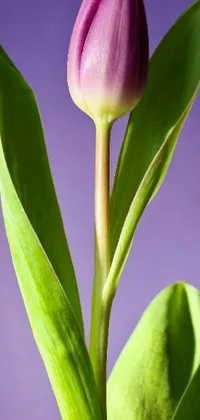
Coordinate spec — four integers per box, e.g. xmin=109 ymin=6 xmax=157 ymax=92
xmin=89 ymin=121 xmax=112 ymax=418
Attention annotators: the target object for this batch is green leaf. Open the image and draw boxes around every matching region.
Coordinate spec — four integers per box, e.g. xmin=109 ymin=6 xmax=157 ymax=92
xmin=108 ymin=1 xmax=200 ymax=295
xmin=172 ymin=364 xmax=200 ymax=420
xmin=0 ymin=46 xmax=84 ymax=333
xmin=0 ymin=49 xmax=102 ymax=418
xmin=107 ymin=283 xmax=200 ymax=420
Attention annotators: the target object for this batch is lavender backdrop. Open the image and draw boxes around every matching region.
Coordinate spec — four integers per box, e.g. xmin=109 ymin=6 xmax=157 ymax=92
xmin=0 ymin=0 xmax=200 ymax=419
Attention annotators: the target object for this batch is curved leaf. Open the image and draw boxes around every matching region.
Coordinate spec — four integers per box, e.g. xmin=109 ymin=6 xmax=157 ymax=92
xmin=0 ymin=46 xmax=84 ymax=333
xmin=0 ymin=50 xmax=101 ymax=418
xmin=107 ymin=283 xmax=200 ymax=420
xmin=108 ymin=1 xmax=200 ymax=294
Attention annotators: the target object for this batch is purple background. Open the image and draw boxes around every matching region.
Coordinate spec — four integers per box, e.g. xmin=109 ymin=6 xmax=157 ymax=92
xmin=0 ymin=0 xmax=200 ymax=418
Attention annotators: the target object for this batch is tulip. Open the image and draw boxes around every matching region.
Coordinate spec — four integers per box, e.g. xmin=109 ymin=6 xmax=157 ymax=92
xmin=67 ymin=0 xmax=149 ymax=124
xmin=67 ymin=2 xmax=149 ymax=415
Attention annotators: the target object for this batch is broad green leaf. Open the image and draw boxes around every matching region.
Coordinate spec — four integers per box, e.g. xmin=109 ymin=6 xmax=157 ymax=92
xmin=107 ymin=283 xmax=200 ymax=420
xmin=108 ymin=1 xmax=200 ymax=294
xmin=0 ymin=51 xmax=102 ymax=418
xmin=0 ymin=46 xmax=84 ymax=333
xmin=172 ymin=364 xmax=200 ymax=420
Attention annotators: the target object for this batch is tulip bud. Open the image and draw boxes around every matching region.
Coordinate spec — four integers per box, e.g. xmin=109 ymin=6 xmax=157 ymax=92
xmin=67 ymin=0 xmax=149 ymax=124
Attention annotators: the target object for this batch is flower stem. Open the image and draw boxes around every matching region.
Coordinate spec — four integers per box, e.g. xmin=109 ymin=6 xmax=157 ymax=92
xmin=89 ymin=121 xmax=112 ymax=418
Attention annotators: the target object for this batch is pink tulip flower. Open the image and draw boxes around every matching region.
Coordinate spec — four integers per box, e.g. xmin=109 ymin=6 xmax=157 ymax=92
xmin=67 ymin=0 xmax=149 ymax=123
